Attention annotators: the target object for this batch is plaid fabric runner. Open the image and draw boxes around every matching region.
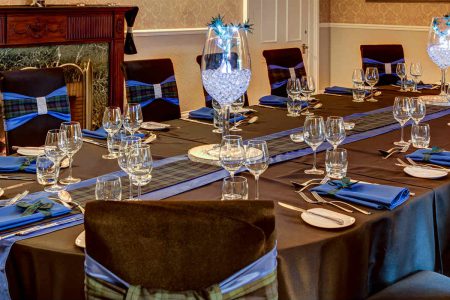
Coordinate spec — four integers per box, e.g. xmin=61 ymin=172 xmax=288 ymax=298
xmin=71 ymin=160 xmax=221 ymax=207
xmin=3 ymin=95 xmax=70 ymax=120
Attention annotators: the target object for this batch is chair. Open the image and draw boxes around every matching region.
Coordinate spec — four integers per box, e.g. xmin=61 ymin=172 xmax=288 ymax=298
xmin=122 ymin=59 xmax=181 ymax=121
xmin=84 ymin=200 xmax=277 ymax=299
xmin=196 ymin=54 xmax=249 ymax=107
xmin=360 ymin=44 xmax=405 ymax=86
xmin=366 ymin=271 xmax=450 ymax=300
xmin=0 ymin=67 xmax=71 ymax=154
xmin=262 ymin=48 xmax=307 ymax=97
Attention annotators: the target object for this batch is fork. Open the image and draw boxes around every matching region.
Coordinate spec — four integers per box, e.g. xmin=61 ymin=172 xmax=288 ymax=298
xmin=297 ymin=191 xmax=353 ymax=213
xmin=311 ymin=192 xmax=372 ymax=215
xmin=406 ymin=157 xmax=449 ymax=172
xmin=293 ymin=177 xmax=329 ymax=192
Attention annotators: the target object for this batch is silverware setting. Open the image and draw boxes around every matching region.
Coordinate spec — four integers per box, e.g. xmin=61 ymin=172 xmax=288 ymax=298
xmin=82 ymin=138 xmax=107 ymax=148
xmin=380 ymin=143 xmax=410 ymax=159
xmin=396 ymin=157 xmax=449 ymax=173
xmin=234 ymin=116 xmax=258 ymax=127
xmin=0 ymin=174 xmax=35 ymax=181
xmin=278 ymin=201 xmax=345 ymax=225
xmin=0 ymin=190 xmax=29 ymax=207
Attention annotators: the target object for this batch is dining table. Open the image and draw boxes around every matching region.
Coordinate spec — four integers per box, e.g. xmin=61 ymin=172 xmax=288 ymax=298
xmin=1 ymin=86 xmax=450 ymax=300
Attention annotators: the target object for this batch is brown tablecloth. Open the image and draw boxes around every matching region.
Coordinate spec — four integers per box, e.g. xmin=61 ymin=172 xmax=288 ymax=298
xmin=2 ymin=88 xmax=450 ymax=300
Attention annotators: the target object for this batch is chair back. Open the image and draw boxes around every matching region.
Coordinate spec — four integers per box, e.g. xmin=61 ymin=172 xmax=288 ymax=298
xmin=196 ymin=54 xmax=249 ymax=107
xmin=0 ymin=67 xmax=70 ymax=154
xmin=84 ymin=200 xmax=276 ymax=297
xmin=360 ymin=44 xmax=405 ymax=85
xmin=262 ymin=48 xmax=307 ymax=97
xmin=122 ymin=59 xmax=181 ymax=121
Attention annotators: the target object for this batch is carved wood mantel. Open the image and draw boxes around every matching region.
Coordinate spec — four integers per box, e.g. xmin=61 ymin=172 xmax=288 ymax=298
xmin=0 ymin=5 xmax=135 ymax=108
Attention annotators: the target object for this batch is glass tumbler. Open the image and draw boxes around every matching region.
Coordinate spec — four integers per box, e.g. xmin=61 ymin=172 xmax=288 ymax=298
xmin=325 ymin=148 xmax=348 ymax=179
xmin=411 ymin=123 xmax=431 ymax=149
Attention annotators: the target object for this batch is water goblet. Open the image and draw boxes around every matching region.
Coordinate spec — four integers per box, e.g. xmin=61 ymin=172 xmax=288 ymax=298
xmin=245 ymin=140 xmax=269 ymax=200
xmin=222 ymin=176 xmax=248 ymax=200
xmin=365 ymin=67 xmax=379 ymax=102
xmin=396 ymin=63 xmax=407 ymax=92
xmin=59 ymin=121 xmax=83 ymax=184
xmin=393 ymin=97 xmax=411 ymax=146
xmin=303 ymin=116 xmax=325 ymax=175
xmin=44 ymin=129 xmax=65 ymax=192
xmin=287 ymin=78 xmax=302 ymax=117
xmin=409 ymin=97 xmax=426 ymax=124
xmin=410 ymin=62 xmax=423 ymax=92
xmin=117 ymin=135 xmax=141 ymax=200
xmin=102 ymin=106 xmax=122 ymax=159
xmin=219 ymin=135 xmax=245 ymax=178
xmin=300 ymin=76 xmax=316 ymax=116
xmin=325 ymin=148 xmax=348 ymax=180
xmin=325 ymin=116 xmax=346 ymax=150
xmin=95 ymin=175 xmax=122 ymax=201
xmin=123 ymin=103 xmax=143 ymax=135
xmin=127 ymin=144 xmax=153 ymax=200
xmin=36 ymin=155 xmax=59 ymax=188
xmin=411 ymin=123 xmax=430 ymax=149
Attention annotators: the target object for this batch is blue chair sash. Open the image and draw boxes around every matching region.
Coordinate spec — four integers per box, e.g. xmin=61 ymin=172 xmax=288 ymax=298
xmin=85 ymin=244 xmax=277 ymax=295
xmin=2 ymin=86 xmax=71 ymax=131
xmin=268 ymin=62 xmax=305 ymax=89
xmin=362 ymin=58 xmax=405 ymax=76
xmin=126 ymin=75 xmax=179 ymax=108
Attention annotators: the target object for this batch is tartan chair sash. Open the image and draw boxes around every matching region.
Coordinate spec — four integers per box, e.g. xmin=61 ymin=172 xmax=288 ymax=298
xmin=126 ymin=75 xmax=180 ymax=108
xmin=362 ymin=58 xmax=405 ymax=77
xmin=85 ymin=245 xmax=278 ymax=300
xmin=268 ymin=62 xmax=305 ymax=90
xmin=2 ymin=86 xmax=71 ymax=131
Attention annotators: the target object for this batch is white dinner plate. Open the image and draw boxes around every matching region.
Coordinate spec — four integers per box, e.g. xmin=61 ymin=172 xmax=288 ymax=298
xmin=75 ymin=230 xmax=85 ymax=248
xmin=141 ymin=121 xmax=171 ymax=131
xmin=403 ymin=166 xmax=448 ymax=179
xmin=16 ymin=147 xmax=45 ymax=156
xmin=301 ymin=208 xmax=356 ymax=229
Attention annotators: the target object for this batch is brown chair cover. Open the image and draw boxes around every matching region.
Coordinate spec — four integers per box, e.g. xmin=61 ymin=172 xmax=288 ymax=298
xmin=0 ymin=67 xmax=68 ymax=154
xmin=360 ymin=44 xmax=405 ymax=86
xmin=262 ymin=48 xmax=307 ymax=97
xmin=195 ymin=55 xmax=249 ymax=108
xmin=122 ymin=59 xmax=181 ymax=121
xmin=84 ymin=200 xmax=276 ymax=291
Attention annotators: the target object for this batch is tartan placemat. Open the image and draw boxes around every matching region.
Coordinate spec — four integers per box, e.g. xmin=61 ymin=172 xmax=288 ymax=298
xmin=267 ymin=135 xmax=309 ymax=156
xmin=70 ymin=159 xmax=221 ymax=207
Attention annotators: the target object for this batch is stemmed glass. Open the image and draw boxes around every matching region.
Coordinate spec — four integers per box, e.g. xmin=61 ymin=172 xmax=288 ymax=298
xmin=352 ymin=68 xmax=365 ymax=85
xmin=396 ymin=63 xmax=407 ymax=92
xmin=300 ymin=76 xmax=316 ymax=116
xmin=102 ymin=106 xmax=122 ymax=159
xmin=219 ymin=135 xmax=245 ymax=178
xmin=427 ymin=16 xmax=450 ymax=97
xmin=230 ymin=96 xmax=245 ymax=132
xmin=44 ymin=129 xmax=65 ymax=192
xmin=245 ymin=140 xmax=269 ymax=200
xmin=393 ymin=97 xmax=411 ymax=146
xmin=409 ymin=97 xmax=426 ymax=124
xmin=127 ymin=144 xmax=153 ymax=200
xmin=325 ymin=116 xmax=346 ymax=150
xmin=303 ymin=116 xmax=325 ymax=175
xmin=286 ymin=78 xmax=302 ymax=117
xmin=365 ymin=67 xmax=379 ymax=102
xmin=410 ymin=62 xmax=423 ymax=92
xmin=59 ymin=121 xmax=83 ymax=185
xmin=123 ymin=103 xmax=143 ymax=135
xmin=118 ymin=135 xmax=141 ymax=200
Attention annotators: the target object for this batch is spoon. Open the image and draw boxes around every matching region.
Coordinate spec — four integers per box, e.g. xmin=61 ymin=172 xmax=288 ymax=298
xmin=235 ymin=116 xmax=258 ymax=127
xmin=58 ymin=190 xmax=85 ymax=214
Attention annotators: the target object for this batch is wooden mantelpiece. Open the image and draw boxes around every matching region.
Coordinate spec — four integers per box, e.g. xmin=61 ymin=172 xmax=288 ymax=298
xmin=0 ymin=5 xmax=136 ymax=108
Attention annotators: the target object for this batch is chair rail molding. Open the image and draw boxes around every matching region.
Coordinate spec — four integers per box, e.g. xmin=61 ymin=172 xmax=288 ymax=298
xmin=319 ymin=23 xmax=429 ymax=32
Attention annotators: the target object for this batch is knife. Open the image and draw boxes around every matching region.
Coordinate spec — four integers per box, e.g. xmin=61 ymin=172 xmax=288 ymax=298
xmin=278 ymin=202 xmax=345 ymax=225
xmin=0 ymin=175 xmax=35 ymax=181
xmin=82 ymin=138 xmax=107 ymax=148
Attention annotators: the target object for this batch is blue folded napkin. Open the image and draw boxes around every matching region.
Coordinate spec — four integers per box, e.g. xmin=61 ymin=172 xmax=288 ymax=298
xmin=188 ymin=107 xmax=246 ymax=123
xmin=82 ymin=127 xmax=144 ymax=140
xmin=0 ymin=157 xmax=36 ymax=173
xmin=311 ymin=180 xmax=410 ymax=210
xmin=395 ymin=80 xmax=433 ymax=90
xmin=259 ymin=95 xmax=289 ymax=106
xmin=324 ymin=86 xmax=353 ymax=95
xmin=406 ymin=149 xmax=450 ymax=167
xmin=0 ymin=198 xmax=71 ymax=231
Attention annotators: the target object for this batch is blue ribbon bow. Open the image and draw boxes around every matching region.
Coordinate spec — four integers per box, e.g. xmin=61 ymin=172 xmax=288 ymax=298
xmin=327 ymin=177 xmax=359 ymax=195
xmin=126 ymin=75 xmax=179 ymax=108
xmin=2 ymin=86 xmax=71 ymax=131
xmin=362 ymin=58 xmax=405 ymax=76
xmin=422 ymin=146 xmax=444 ymax=162
xmin=268 ymin=62 xmax=305 ymax=89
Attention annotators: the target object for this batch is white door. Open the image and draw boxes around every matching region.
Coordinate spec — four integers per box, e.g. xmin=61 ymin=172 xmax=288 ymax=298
xmin=246 ymin=0 xmax=318 ymax=103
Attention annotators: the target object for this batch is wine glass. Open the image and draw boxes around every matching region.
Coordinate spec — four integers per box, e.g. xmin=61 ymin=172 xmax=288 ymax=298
xmin=365 ymin=67 xmax=379 ymax=102
xmin=409 ymin=97 xmax=426 ymax=124
xmin=118 ymin=135 xmax=141 ymax=200
xmin=102 ymin=106 xmax=122 ymax=159
xmin=127 ymin=144 xmax=153 ymax=200
xmin=352 ymin=68 xmax=365 ymax=85
xmin=95 ymin=175 xmax=122 ymax=201
xmin=396 ymin=63 xmax=407 ymax=92
xmin=427 ymin=17 xmax=450 ymax=96
xmin=219 ymin=135 xmax=245 ymax=178
xmin=201 ymin=26 xmax=251 ymax=138
xmin=44 ymin=129 xmax=65 ymax=192
xmin=325 ymin=116 xmax=346 ymax=150
xmin=230 ymin=96 xmax=245 ymax=132
xmin=303 ymin=116 xmax=325 ymax=175
xmin=123 ymin=103 xmax=143 ymax=135
xmin=393 ymin=97 xmax=411 ymax=146
xmin=286 ymin=78 xmax=302 ymax=117
xmin=245 ymin=140 xmax=269 ymax=200
xmin=59 ymin=121 xmax=83 ymax=185
xmin=300 ymin=76 xmax=316 ymax=116
xmin=410 ymin=62 xmax=423 ymax=92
